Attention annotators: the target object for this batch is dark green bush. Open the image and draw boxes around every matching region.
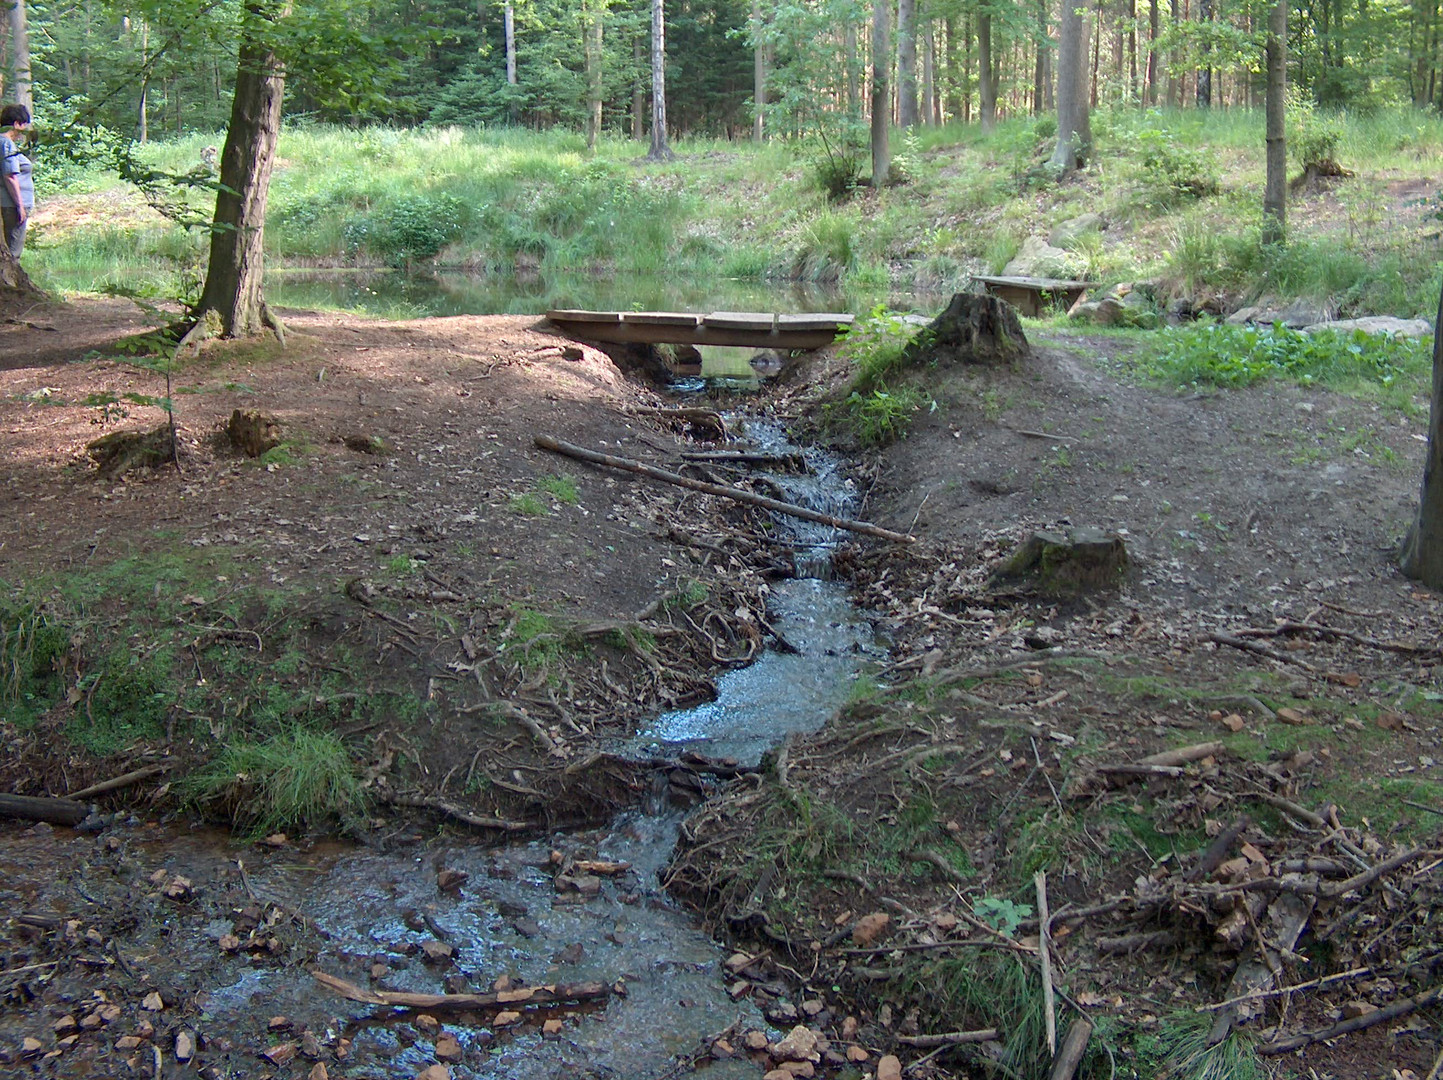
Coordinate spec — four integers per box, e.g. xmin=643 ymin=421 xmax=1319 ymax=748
xmin=344 ymin=193 xmax=468 ymax=267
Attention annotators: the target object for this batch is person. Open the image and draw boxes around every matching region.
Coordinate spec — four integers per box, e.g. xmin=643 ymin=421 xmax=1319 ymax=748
xmin=0 ymin=104 xmax=34 ymax=260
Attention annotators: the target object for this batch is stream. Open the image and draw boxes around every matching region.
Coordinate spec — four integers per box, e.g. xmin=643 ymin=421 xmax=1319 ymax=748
xmin=0 ymin=418 xmax=878 ymax=1078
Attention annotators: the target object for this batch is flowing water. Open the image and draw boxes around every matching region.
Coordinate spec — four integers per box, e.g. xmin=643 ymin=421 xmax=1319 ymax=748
xmin=0 ymin=419 xmax=876 ymax=1078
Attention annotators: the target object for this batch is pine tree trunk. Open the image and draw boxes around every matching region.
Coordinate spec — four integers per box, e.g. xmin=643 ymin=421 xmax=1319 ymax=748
xmin=194 ymin=15 xmax=285 ymax=339
xmin=586 ymin=2 xmax=603 ymax=151
xmin=1399 ymin=280 xmax=1443 ymax=588
xmin=1147 ymin=0 xmax=1159 ymax=103
xmin=1197 ymin=0 xmax=1213 ymax=106
xmin=1050 ymin=0 xmax=1091 ymax=172
xmin=752 ymin=0 xmax=766 ymax=140
xmin=978 ymin=11 xmax=995 ymax=131
xmin=870 ymin=0 xmax=890 ymax=185
xmin=1034 ymin=0 xmax=1048 ymax=114
xmin=9 ymin=0 xmax=31 ymax=110
xmin=632 ymin=37 xmax=645 ymax=140
xmin=1262 ymin=0 xmax=1287 ymax=244
xmin=897 ymin=0 xmax=917 ymax=126
xmin=648 ymin=0 xmax=673 ymax=160
xmin=504 ymin=0 xmax=518 ymax=123
xmin=922 ymin=22 xmax=936 ymax=123
xmin=845 ymin=22 xmax=859 ymax=113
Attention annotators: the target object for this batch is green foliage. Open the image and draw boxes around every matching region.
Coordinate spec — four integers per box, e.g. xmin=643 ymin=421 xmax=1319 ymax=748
xmin=900 ymin=952 xmax=1049 ymax=1078
xmin=1142 ymin=321 xmax=1432 ymax=394
xmin=343 ymin=193 xmax=468 ymax=267
xmin=840 ymin=386 xmax=926 ymax=447
xmin=838 ymin=307 xmax=916 ymax=392
xmin=973 ymin=896 xmax=1033 ymax=938
xmin=536 ymin=473 xmax=580 ymax=504
xmin=187 ymin=727 xmax=367 ymax=836
xmin=1129 ymin=123 xmax=1220 ymax=208
xmin=0 ymin=597 xmax=70 ymax=723
xmin=667 ymin=578 xmax=710 ymax=611
xmin=501 ymin=606 xmax=566 ymax=669
xmin=509 ymin=492 xmax=548 ymax=516
xmin=1140 ymin=1013 xmax=1265 ymax=1080
xmin=67 ymin=647 xmax=174 ymax=755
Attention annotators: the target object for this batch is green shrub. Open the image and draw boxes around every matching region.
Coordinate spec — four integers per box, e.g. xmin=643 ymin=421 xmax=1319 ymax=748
xmin=1131 ymin=126 xmax=1219 ymax=207
xmin=188 ymin=727 xmax=366 ymax=835
xmin=343 ymin=193 xmax=468 ymax=267
xmin=67 ymin=647 xmax=173 ymax=755
xmin=839 ymin=386 xmax=926 ymax=447
xmin=1294 ymin=116 xmax=1344 ymax=172
xmin=536 ymin=473 xmax=580 ymax=504
xmin=0 ymin=599 xmax=70 ymax=722
xmin=1142 ymin=321 xmax=1432 ymax=392
xmin=839 ymin=306 xmax=917 ymax=391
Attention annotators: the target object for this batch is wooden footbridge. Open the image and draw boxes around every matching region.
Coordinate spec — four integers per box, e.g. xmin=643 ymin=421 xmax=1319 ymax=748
xmin=546 ymin=309 xmax=854 ymax=350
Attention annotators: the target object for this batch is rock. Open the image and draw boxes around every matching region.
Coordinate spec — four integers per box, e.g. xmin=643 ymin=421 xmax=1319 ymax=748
xmin=1341 ymin=1000 xmax=1377 ymax=1020
xmin=1165 ymin=297 xmax=1196 ymax=325
xmin=877 ymin=1054 xmax=903 ymax=1080
xmin=744 ymin=1030 xmax=771 ymax=1051
xmin=764 ymin=1071 xmax=792 ymax=1080
xmin=712 ymin=1038 xmax=735 ymax=1058
xmin=175 ymin=1031 xmax=196 ymax=1062
xmin=21 ymin=1037 xmax=42 ymax=1055
xmin=1220 ymin=713 xmax=1245 ymax=732
xmin=1275 ymin=298 xmax=1331 ymax=328
xmin=990 ymin=528 xmax=1129 ymax=596
xmin=420 ymin=940 xmax=455 ymax=963
xmin=852 ymin=911 xmax=892 ymax=947
xmin=841 ymin=1016 xmax=859 ymax=1038
xmin=542 ymin=1019 xmax=564 ymax=1036
xmin=309 ymin=1064 xmax=330 ymax=1080
xmin=416 ymin=1067 xmax=450 ymax=1080
xmin=414 ymin=1015 xmax=439 ymax=1034
xmin=433 ymin=1033 xmax=463 ymax=1063
xmin=268 ymin=1016 xmax=292 ymax=1031
xmin=115 ymin=1036 xmax=144 ymax=1051
xmin=771 ymin=1025 xmax=821 ymax=1062
xmin=801 ymin=998 xmax=825 ymax=1017
xmin=1048 ymin=213 xmax=1106 ymax=250
xmin=724 ymin=952 xmax=754 ymax=974
xmin=749 ymin=350 xmax=785 ymax=376
xmin=779 ymin=1061 xmax=815 ymax=1078
xmin=1068 ymin=297 xmax=1124 ymax=326
xmin=301 ymin=1032 xmax=323 ymax=1058
xmin=264 ymin=1042 xmax=298 ymax=1066
xmin=227 ymin=409 xmax=283 ymax=458
xmin=551 ymin=942 xmax=585 ymax=964
xmin=1003 ymin=236 xmax=1085 ymax=279
xmin=492 ymin=1011 xmax=521 ymax=1027
xmin=1303 ymin=316 xmax=1433 ymax=337
xmin=80 ymin=1013 xmax=105 ymax=1031
xmin=847 ymin=1045 xmax=870 ymax=1062
xmin=135 ymin=1020 xmax=154 ymax=1039
xmin=370 ymin=962 xmax=389 ymax=980
xmin=1225 ymin=304 xmax=1263 ymax=326
xmin=163 ymin=875 xmax=194 ymax=900
xmin=436 ymin=868 xmax=468 ymax=893
xmin=53 ymin=1016 xmax=78 ymax=1035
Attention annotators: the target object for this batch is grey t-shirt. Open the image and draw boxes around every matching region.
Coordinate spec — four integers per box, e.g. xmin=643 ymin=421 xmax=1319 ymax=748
xmin=1 ymin=136 xmax=33 ymax=209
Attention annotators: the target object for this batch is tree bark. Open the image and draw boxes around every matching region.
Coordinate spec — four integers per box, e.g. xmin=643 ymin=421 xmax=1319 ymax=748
xmin=647 ymin=0 xmax=673 ymax=160
xmin=752 ymin=0 xmax=766 ymax=140
xmin=870 ymin=0 xmax=891 ymax=185
xmin=632 ymin=36 xmax=645 ymax=140
xmin=193 ymin=4 xmax=286 ymax=340
xmin=1034 ymin=0 xmax=1049 ymax=114
xmin=1049 ymin=0 xmax=1092 ymax=172
xmin=922 ymin=21 xmax=936 ymax=123
xmin=504 ymin=0 xmax=518 ymax=123
xmin=978 ymin=10 xmax=996 ymax=131
xmin=1262 ymin=0 xmax=1287 ymax=244
xmin=586 ymin=0 xmax=603 ymax=151
xmin=1197 ymin=0 xmax=1213 ymax=106
xmin=897 ymin=0 xmax=918 ymax=126
xmin=1399 ymin=280 xmax=1443 ymax=588
xmin=1146 ymin=0 xmax=1160 ymax=103
xmin=8 ymin=0 xmax=32 ymax=110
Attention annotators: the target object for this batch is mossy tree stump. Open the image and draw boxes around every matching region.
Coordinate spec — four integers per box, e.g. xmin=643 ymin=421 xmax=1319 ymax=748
xmin=87 ymin=426 xmax=177 ymax=480
xmin=906 ymin=292 xmax=1030 ymax=367
xmin=227 ymin=409 xmax=283 ymax=458
xmin=991 ymin=527 xmax=1129 ymax=595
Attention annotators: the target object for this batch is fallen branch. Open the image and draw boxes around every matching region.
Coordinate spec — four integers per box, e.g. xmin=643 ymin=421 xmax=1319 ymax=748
xmin=679 ymin=450 xmax=807 ymax=471
xmin=1098 ymin=763 xmax=1187 ymax=779
xmin=382 ymin=792 xmax=533 ymax=832
xmin=1322 ymin=846 xmax=1434 ymax=899
xmin=1257 ymin=984 xmax=1443 ymax=1056
xmin=895 ymin=1028 xmax=1000 ymax=1048
xmin=311 ymin=969 xmax=609 ymax=1010
xmin=67 ymin=765 xmax=169 ymax=801
xmin=1194 ymin=967 xmax=1372 ymax=1012
xmin=1048 ymin=1019 xmax=1093 ymax=1080
xmin=1036 ymin=871 xmax=1058 ymax=1056
xmin=1139 ymin=742 xmax=1224 ymax=768
xmin=535 ymin=435 xmax=914 ymax=544
xmin=1096 ymin=930 xmax=1177 ymax=955
xmin=0 ymin=793 xmax=90 ymax=827
xmin=1208 ymin=632 xmax=1316 ymax=673
xmin=1236 ymin=621 xmax=1441 ymax=658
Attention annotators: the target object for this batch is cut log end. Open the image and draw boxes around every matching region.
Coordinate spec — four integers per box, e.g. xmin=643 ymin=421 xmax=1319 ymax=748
xmin=990 ymin=527 xmax=1128 ymax=595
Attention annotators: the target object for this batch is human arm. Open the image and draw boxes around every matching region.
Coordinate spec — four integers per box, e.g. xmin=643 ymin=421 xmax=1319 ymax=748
xmin=3 ymin=173 xmax=24 ymax=223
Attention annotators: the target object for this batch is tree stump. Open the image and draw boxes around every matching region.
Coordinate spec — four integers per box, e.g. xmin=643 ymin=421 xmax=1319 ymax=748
xmin=227 ymin=409 xmax=283 ymax=457
xmin=87 ymin=426 xmax=176 ymax=480
xmin=908 ymin=292 xmax=1029 ymax=366
xmin=990 ymin=527 xmax=1128 ymax=595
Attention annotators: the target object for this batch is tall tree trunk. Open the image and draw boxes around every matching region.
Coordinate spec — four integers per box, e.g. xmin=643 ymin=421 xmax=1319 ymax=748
xmin=979 ymin=10 xmax=996 ymax=130
xmin=585 ymin=1 xmax=603 ymax=150
xmin=1090 ymin=0 xmax=1101 ymax=106
xmin=845 ymin=22 xmax=859 ymax=113
xmin=648 ymin=0 xmax=673 ymax=160
xmin=193 ymin=9 xmax=286 ymax=340
xmin=752 ymin=0 xmax=766 ymax=140
xmin=944 ymin=14 xmax=961 ymax=120
xmin=632 ymin=36 xmax=645 ymax=140
xmin=1034 ymin=0 xmax=1049 ymax=114
xmin=137 ymin=20 xmax=149 ymax=143
xmin=870 ymin=0 xmax=890 ymax=185
xmin=924 ymin=22 xmax=938 ymax=123
xmin=1262 ymin=0 xmax=1286 ymax=244
xmin=1400 ymin=280 xmax=1443 ymax=588
xmin=504 ymin=0 xmax=518 ymax=123
xmin=1050 ymin=0 xmax=1092 ymax=172
xmin=1197 ymin=0 xmax=1212 ymax=106
xmin=1128 ymin=0 xmax=1138 ymax=95
xmin=1146 ymin=0 xmax=1159 ymax=103
xmin=897 ymin=0 xmax=918 ymax=126
xmin=9 ymin=0 xmax=31 ymax=109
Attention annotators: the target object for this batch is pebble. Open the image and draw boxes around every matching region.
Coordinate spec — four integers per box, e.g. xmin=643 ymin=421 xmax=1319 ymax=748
xmin=175 ymin=1031 xmax=196 ymax=1062
xmin=434 ymin=1034 xmax=463 ymax=1063
xmin=877 ymin=1054 xmax=903 ymax=1080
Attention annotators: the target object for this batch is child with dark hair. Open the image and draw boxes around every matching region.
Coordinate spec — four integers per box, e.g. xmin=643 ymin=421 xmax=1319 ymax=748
xmin=0 ymin=104 xmax=33 ymax=260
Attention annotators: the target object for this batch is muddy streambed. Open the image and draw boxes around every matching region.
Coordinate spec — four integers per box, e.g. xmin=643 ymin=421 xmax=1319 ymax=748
xmin=0 ymin=422 xmax=878 ymax=1079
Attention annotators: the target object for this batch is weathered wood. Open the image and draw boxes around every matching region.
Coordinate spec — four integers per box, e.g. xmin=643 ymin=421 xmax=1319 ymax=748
xmin=972 ymin=275 xmax=1096 ymax=318
xmin=895 ymin=1028 xmax=1000 ymax=1048
xmin=535 ymin=435 xmax=915 ymax=544
xmin=679 ymin=450 xmax=807 ymax=470
xmin=1048 ymin=1019 xmax=1093 ymax=1080
xmin=1139 ymin=742 xmax=1223 ymax=768
xmin=546 ymin=309 xmax=852 ymax=350
xmin=312 ymin=969 xmax=610 ymax=1010
xmin=67 ymin=765 xmax=168 ymax=801
xmin=0 ymin=793 xmax=90 ymax=826
xmin=1257 ymin=983 xmax=1443 ymax=1055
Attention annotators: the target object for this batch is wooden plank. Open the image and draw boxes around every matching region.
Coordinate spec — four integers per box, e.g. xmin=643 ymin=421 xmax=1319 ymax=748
xmin=621 ymin=311 xmax=703 ymax=327
xmin=777 ymin=313 xmax=855 ymax=332
xmin=545 ymin=320 xmax=842 ymax=349
xmin=972 ymin=275 xmax=1097 ymax=289
xmin=547 ymin=309 xmax=621 ymax=324
xmin=704 ymin=311 xmax=778 ymax=331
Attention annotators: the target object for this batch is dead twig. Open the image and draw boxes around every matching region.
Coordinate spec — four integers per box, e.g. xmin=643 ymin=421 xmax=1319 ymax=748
xmin=311 ymin=969 xmax=610 ymax=1010
xmin=895 ymin=1028 xmax=1000 ymax=1048
xmin=1194 ymin=967 xmax=1372 ymax=1012
xmin=1208 ymin=632 xmax=1317 ymax=673
xmin=1257 ymin=984 xmax=1443 ymax=1056
xmin=1036 ymin=871 xmax=1058 ymax=1056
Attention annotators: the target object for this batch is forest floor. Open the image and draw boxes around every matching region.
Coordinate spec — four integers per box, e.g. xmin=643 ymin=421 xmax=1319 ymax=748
xmin=0 ymin=295 xmax=1440 ymax=1080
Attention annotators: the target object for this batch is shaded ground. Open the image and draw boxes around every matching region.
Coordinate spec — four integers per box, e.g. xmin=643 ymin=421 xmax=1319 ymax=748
xmin=1 ymin=296 xmax=1440 ymax=1079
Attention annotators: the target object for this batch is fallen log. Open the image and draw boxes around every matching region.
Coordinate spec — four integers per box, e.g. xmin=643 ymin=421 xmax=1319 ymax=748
xmin=679 ymin=450 xmax=808 ymax=471
xmin=1096 ymin=930 xmax=1177 ymax=955
xmin=1048 ymin=1019 xmax=1093 ymax=1080
xmin=382 ymin=792 xmax=533 ymax=833
xmin=895 ymin=1028 xmax=1000 ymax=1048
xmin=0 ymin=793 xmax=90 ymax=827
xmin=1138 ymin=742 xmax=1223 ymax=768
xmin=535 ymin=435 xmax=915 ymax=544
xmin=312 ymin=969 xmax=610 ymax=1010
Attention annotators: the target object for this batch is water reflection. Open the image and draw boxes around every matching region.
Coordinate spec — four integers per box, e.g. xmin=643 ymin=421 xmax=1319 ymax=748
xmin=266 ymin=268 xmax=951 ymax=321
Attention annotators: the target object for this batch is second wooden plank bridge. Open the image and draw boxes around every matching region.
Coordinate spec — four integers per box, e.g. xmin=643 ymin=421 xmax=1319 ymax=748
xmin=546 ymin=309 xmax=855 ymax=350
